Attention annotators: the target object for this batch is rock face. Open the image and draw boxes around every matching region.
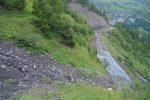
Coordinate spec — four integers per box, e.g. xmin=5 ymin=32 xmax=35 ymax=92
xmin=0 ymin=42 xmax=113 ymax=99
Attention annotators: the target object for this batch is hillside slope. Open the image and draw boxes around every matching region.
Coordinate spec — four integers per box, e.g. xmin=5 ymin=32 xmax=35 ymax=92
xmin=0 ymin=0 xmax=150 ymax=100
xmin=0 ymin=42 xmax=112 ymax=99
xmin=90 ymin=0 xmax=150 ymax=46
xmin=69 ymin=2 xmax=132 ymax=88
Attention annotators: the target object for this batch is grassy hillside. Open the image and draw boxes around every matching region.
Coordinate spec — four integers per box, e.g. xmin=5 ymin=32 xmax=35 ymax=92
xmin=17 ymin=82 xmax=150 ymax=100
xmin=1 ymin=0 xmax=150 ymax=100
xmin=101 ymin=24 xmax=150 ymax=81
xmin=0 ymin=0 xmax=107 ymax=76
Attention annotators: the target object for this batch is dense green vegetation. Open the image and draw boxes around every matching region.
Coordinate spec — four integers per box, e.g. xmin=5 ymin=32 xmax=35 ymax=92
xmin=116 ymin=23 xmax=150 ymax=80
xmin=32 ymin=0 xmax=94 ymax=47
xmin=31 ymin=0 xmax=107 ymax=75
xmin=101 ymin=23 xmax=150 ymax=80
xmin=126 ymin=19 xmax=150 ymax=48
xmin=0 ymin=0 xmax=25 ymax=10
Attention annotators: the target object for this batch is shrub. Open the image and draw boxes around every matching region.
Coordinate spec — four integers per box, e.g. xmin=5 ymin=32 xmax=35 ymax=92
xmin=15 ymin=33 xmax=42 ymax=48
xmin=0 ymin=0 xmax=25 ymax=10
xmin=4 ymin=79 xmax=15 ymax=86
xmin=32 ymin=0 xmax=93 ymax=47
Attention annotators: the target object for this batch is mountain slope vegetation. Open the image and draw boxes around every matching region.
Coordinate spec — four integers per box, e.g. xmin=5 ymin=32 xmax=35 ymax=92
xmin=0 ymin=0 xmax=107 ymax=75
xmin=0 ymin=0 xmax=150 ymax=100
xmin=79 ymin=0 xmax=150 ymax=98
xmin=101 ymin=23 xmax=150 ymax=81
xmin=89 ymin=0 xmax=150 ymax=81
xmin=100 ymin=23 xmax=150 ymax=99
xmin=90 ymin=0 xmax=150 ymax=47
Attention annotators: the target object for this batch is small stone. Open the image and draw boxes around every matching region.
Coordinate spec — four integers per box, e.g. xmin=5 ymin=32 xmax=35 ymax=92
xmin=26 ymin=52 xmax=30 ymax=54
xmin=6 ymin=51 xmax=13 ymax=55
xmin=81 ymin=77 xmax=84 ymax=79
xmin=19 ymin=82 xmax=22 ymax=84
xmin=22 ymin=68 xmax=25 ymax=72
xmin=18 ymin=84 xmax=26 ymax=87
xmin=1 ymin=65 xmax=6 ymax=68
xmin=92 ymin=83 xmax=96 ymax=85
xmin=51 ymin=67 xmax=55 ymax=71
xmin=108 ymin=88 xmax=113 ymax=91
xmin=32 ymin=65 xmax=36 ymax=69
xmin=68 ymin=82 xmax=71 ymax=85
xmin=64 ymin=75 xmax=72 ymax=82
xmin=22 ymin=66 xmax=28 ymax=72
xmin=17 ymin=67 xmax=21 ymax=71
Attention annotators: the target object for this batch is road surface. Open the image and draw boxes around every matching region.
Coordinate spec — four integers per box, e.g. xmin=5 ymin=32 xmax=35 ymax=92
xmin=95 ymin=31 xmax=132 ymax=87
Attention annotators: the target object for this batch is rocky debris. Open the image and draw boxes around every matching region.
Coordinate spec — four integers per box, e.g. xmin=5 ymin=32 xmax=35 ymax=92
xmin=108 ymin=88 xmax=113 ymax=91
xmin=0 ymin=65 xmax=6 ymax=68
xmin=69 ymin=3 xmax=108 ymax=30
xmin=0 ymin=41 xmax=113 ymax=99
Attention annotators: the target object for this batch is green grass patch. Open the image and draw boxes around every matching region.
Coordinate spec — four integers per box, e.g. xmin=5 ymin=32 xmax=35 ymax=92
xmin=4 ymin=79 xmax=15 ymax=86
xmin=16 ymin=82 xmax=150 ymax=100
xmin=16 ymin=88 xmax=52 ymax=100
xmin=58 ymin=82 xmax=148 ymax=100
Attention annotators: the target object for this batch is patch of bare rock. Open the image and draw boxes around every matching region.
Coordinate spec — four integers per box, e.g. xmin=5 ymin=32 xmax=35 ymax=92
xmin=0 ymin=41 xmax=113 ymax=99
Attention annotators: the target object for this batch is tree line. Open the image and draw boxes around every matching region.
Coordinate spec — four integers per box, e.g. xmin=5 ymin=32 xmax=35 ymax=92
xmin=32 ymin=0 xmax=93 ymax=47
xmin=0 ymin=0 xmax=94 ymax=47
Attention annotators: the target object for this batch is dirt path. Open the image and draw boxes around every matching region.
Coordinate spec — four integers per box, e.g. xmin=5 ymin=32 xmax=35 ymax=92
xmin=0 ymin=42 xmax=113 ymax=99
